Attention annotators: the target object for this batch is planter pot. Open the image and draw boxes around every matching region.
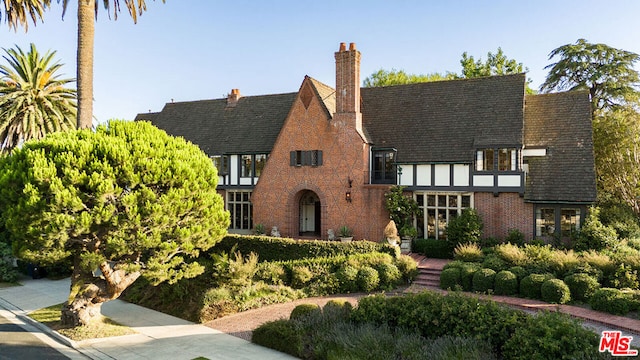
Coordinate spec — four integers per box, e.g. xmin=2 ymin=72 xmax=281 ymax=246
xmin=340 ymin=237 xmax=353 ymax=243
xmin=400 ymin=236 xmax=412 ymax=252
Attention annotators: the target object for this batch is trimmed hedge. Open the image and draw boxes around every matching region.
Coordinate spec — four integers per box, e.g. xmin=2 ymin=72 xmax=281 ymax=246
xmin=520 ymin=273 xmax=554 ymax=300
xmin=472 ymin=268 xmax=496 ymax=293
xmin=440 ymin=268 xmax=462 ymax=290
xmin=290 ymin=303 xmax=321 ymax=320
xmin=252 ymin=319 xmax=301 ymax=356
xmin=540 ymin=279 xmax=571 ymax=304
xmin=413 ymin=238 xmax=452 ymax=259
xmin=494 ymin=270 xmax=518 ymax=296
xmin=564 ymin=273 xmax=600 ymax=302
xmin=589 ymin=288 xmax=634 ymax=315
xmin=213 ymin=234 xmax=399 ymax=262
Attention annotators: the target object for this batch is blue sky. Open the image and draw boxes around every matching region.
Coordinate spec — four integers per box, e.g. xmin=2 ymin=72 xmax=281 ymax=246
xmin=3 ymin=0 xmax=639 ymax=122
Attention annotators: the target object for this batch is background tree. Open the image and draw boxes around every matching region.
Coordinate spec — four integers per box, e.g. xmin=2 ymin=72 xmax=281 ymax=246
xmin=363 ymin=48 xmax=532 ymax=91
xmin=541 ymin=39 xmax=640 ymax=216
xmin=0 ymin=43 xmax=76 ymax=152
xmin=593 ymin=107 xmax=640 ymax=216
xmin=540 ymin=38 xmax=640 ymax=113
xmin=460 ymin=47 xmax=534 ymax=93
xmin=0 ymin=120 xmax=230 ymax=326
xmin=363 ymin=68 xmax=457 ymax=87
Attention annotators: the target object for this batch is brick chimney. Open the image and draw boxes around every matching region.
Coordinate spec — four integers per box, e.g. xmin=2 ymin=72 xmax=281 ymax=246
xmin=226 ymin=88 xmax=241 ymax=108
xmin=334 ymin=42 xmax=362 ymax=131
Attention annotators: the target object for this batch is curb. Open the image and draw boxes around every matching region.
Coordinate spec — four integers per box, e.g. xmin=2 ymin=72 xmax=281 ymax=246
xmin=0 ymin=296 xmax=79 ymax=349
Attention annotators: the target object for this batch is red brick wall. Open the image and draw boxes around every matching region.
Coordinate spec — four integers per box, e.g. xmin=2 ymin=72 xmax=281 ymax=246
xmin=474 ymin=192 xmax=533 ymax=240
xmin=252 ymin=79 xmax=389 ymax=241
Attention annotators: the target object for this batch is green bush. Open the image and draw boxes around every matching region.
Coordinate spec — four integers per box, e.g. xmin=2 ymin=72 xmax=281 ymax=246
xmin=482 ymin=253 xmax=508 ymax=272
xmin=395 ymin=254 xmax=419 ymax=283
xmin=440 ymin=267 xmax=462 ymax=290
xmin=598 ymin=199 xmax=640 ymax=239
xmin=505 ymin=228 xmax=525 ymax=246
xmin=336 ymin=264 xmax=359 ymax=293
xmin=472 ymin=268 xmax=496 ymax=293
xmin=377 ymin=263 xmax=402 ymax=288
xmin=610 ymin=263 xmax=640 ymax=289
xmin=322 ymin=299 xmax=353 ymax=320
xmin=520 ymin=273 xmax=554 ymax=299
xmin=445 ymin=208 xmax=483 ymax=250
xmin=494 ymin=270 xmax=518 ymax=296
xmin=254 ymin=262 xmax=286 ymax=285
xmin=494 ymin=243 xmax=528 ymax=267
xmin=574 ymin=207 xmax=618 ymax=251
xmin=460 ymin=263 xmax=482 ymax=291
xmin=252 ymin=319 xmax=302 ymax=357
xmin=453 ymin=242 xmax=484 ymax=262
xmin=291 ymin=266 xmax=313 ymax=289
xmin=540 ymin=279 xmax=571 ymax=304
xmin=0 ymin=241 xmax=18 ymax=283
xmin=356 ymin=266 xmax=380 ymax=292
xmin=564 ymin=273 xmax=600 ymax=302
xmin=413 ymin=238 xmax=452 ymax=259
xmin=589 ymin=288 xmax=633 ymax=315
xmin=508 ymin=266 xmax=528 ymax=281
xmin=501 ymin=311 xmax=599 ymax=360
xmin=290 ymin=303 xmax=322 ymax=320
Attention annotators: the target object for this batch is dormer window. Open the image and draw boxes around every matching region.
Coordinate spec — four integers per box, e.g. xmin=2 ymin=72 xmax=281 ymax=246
xmin=476 ymin=148 xmax=518 ymax=172
xmin=211 ymin=155 xmax=229 ymax=176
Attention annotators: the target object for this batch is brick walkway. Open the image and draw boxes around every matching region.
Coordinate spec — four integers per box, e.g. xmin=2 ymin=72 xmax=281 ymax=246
xmin=205 ymin=256 xmax=640 ymax=340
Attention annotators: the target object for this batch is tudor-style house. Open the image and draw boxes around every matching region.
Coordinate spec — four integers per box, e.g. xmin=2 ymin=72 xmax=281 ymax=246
xmin=135 ymin=42 xmax=596 ymax=243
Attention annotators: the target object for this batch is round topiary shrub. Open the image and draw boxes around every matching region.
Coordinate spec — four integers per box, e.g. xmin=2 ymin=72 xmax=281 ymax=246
xmin=589 ymin=288 xmax=633 ymax=315
xmin=356 ymin=266 xmax=380 ymax=292
xmin=472 ymin=268 xmax=496 ymax=293
xmin=564 ymin=273 xmax=600 ymax=302
xmin=508 ymin=266 xmax=528 ymax=281
xmin=541 ymin=278 xmax=571 ymax=304
xmin=322 ymin=299 xmax=353 ymax=320
xmin=494 ymin=270 xmax=518 ymax=296
xmin=460 ymin=263 xmax=481 ymax=291
xmin=520 ymin=273 xmax=554 ymax=299
xmin=252 ymin=319 xmax=302 ymax=357
xmin=289 ymin=303 xmax=321 ymax=320
xmin=336 ymin=264 xmax=359 ymax=293
xmin=440 ymin=267 xmax=462 ymax=290
xmin=377 ymin=263 xmax=402 ymax=288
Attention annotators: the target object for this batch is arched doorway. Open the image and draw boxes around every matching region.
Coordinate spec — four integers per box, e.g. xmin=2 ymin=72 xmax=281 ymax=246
xmin=299 ymin=190 xmax=321 ymax=236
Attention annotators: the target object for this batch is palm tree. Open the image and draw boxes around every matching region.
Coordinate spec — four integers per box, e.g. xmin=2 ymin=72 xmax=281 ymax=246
xmin=64 ymin=0 xmax=164 ymax=129
xmin=3 ymin=0 xmax=163 ymax=129
xmin=1 ymin=0 xmax=51 ymax=31
xmin=0 ymin=43 xmax=77 ymax=152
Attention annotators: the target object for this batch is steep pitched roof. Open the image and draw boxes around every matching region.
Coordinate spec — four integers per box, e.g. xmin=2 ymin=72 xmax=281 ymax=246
xmin=524 ymin=91 xmax=596 ymax=203
xmin=361 ymin=74 xmax=526 ymax=163
xmin=307 ymin=77 xmax=336 ymax=116
xmin=135 ymin=93 xmax=296 ymax=155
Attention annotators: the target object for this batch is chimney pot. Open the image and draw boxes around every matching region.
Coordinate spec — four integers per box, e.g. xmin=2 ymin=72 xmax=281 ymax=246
xmin=349 ymin=43 xmax=356 ymax=51
xmin=339 ymin=42 xmax=346 ymax=52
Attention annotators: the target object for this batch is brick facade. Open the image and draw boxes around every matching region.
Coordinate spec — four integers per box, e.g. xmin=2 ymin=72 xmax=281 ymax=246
xmin=475 ymin=192 xmax=533 ymax=240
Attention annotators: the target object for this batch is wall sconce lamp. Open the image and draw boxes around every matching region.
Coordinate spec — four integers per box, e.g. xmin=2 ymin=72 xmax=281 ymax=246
xmin=345 ymin=191 xmax=352 ymax=203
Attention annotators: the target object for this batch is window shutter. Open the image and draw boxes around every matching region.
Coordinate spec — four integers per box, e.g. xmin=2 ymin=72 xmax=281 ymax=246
xmin=303 ymin=151 xmax=311 ymax=166
xmin=290 ymin=151 xmax=295 ymax=166
xmin=317 ymin=150 xmax=323 ymax=166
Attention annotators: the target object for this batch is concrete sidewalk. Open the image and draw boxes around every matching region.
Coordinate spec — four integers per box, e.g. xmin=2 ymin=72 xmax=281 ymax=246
xmin=0 ymin=277 xmax=295 ymax=360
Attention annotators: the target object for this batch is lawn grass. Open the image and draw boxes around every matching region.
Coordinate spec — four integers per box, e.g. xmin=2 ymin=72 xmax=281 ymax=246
xmin=29 ymin=303 xmax=136 ymax=341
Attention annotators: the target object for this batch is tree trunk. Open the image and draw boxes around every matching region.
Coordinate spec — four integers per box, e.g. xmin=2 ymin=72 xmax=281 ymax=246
xmin=77 ymin=0 xmax=95 ymax=129
xmin=61 ymin=257 xmax=141 ymax=327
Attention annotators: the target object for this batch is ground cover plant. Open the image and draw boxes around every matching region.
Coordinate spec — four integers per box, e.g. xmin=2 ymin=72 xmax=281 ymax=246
xmin=253 ymin=291 xmax=609 ymax=360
